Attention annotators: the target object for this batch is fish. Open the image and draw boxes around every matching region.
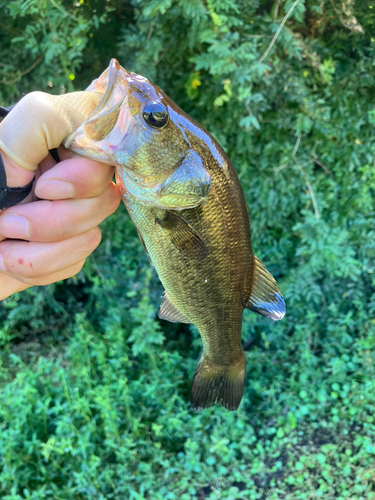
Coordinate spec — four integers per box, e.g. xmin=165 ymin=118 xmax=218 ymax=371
xmin=65 ymin=59 xmax=285 ymax=411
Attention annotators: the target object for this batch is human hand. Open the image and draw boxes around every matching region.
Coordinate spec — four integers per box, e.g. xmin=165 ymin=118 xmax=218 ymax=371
xmin=0 ymin=91 xmax=120 ymax=301
xmin=0 ymin=148 xmax=120 ymax=301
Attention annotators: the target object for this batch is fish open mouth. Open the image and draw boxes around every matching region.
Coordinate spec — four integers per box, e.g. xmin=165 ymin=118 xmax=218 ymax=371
xmin=64 ymin=59 xmax=132 ymax=155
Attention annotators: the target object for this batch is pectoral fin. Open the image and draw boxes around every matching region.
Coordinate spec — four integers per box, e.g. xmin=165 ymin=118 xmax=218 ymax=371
xmin=158 ymin=292 xmax=190 ymax=324
xmin=155 ymin=211 xmax=207 ymax=259
xmin=246 ymin=256 xmax=285 ymax=321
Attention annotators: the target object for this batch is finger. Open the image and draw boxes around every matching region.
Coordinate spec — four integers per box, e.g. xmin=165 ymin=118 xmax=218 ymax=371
xmin=0 ymin=151 xmax=36 ymax=224
xmin=35 ymin=157 xmax=116 ymax=200
xmin=0 ymin=150 xmax=34 ymax=189
xmin=56 ymin=146 xmax=97 ymax=162
xmin=0 ymin=259 xmax=86 ymax=301
xmin=0 ymin=150 xmax=57 ymax=240
xmin=0 ymin=150 xmax=56 ymax=209
xmin=25 ymin=259 xmax=86 ymax=285
xmin=0 ymin=227 xmax=101 ymax=280
xmin=0 ymin=91 xmax=102 ymax=171
xmin=38 ymin=151 xmax=58 ymax=176
xmin=57 ymin=145 xmax=79 ymax=161
xmin=0 ymin=182 xmax=120 ymax=241
xmin=0 ymin=272 xmax=30 ymax=300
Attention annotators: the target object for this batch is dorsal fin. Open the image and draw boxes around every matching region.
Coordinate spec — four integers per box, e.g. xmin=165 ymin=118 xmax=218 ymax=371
xmin=158 ymin=292 xmax=191 ymax=324
xmin=246 ymin=256 xmax=285 ymax=321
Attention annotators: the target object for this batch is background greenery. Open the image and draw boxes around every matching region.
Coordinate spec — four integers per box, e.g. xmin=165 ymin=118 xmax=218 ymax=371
xmin=0 ymin=0 xmax=374 ymax=498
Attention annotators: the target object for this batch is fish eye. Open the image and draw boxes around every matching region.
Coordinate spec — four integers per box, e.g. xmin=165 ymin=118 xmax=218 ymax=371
xmin=143 ymin=102 xmax=168 ymax=128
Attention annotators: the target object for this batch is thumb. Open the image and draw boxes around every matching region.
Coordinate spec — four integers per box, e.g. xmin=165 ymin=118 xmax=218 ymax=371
xmin=0 ymin=90 xmax=102 ymax=174
xmin=0 ymin=150 xmax=34 ymax=190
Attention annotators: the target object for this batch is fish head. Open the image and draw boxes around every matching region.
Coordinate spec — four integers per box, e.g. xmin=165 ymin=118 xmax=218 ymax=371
xmin=65 ymin=59 xmax=211 ymax=209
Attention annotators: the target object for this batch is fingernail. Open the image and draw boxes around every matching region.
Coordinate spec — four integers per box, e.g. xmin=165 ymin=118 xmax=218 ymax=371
xmin=0 ymin=254 xmax=4 ymax=272
xmin=35 ymin=180 xmax=75 ymax=199
xmin=0 ymin=214 xmax=30 ymax=239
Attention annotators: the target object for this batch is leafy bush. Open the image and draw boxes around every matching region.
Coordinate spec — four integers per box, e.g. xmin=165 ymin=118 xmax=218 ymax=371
xmin=1 ymin=0 xmax=375 ymax=498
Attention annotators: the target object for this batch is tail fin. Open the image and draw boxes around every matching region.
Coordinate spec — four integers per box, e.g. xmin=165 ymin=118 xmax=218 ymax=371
xmin=190 ymin=353 xmax=246 ymax=412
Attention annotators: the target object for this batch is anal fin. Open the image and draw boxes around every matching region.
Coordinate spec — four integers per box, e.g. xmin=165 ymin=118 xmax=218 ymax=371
xmin=246 ymin=256 xmax=286 ymax=321
xmin=158 ymin=292 xmax=191 ymax=324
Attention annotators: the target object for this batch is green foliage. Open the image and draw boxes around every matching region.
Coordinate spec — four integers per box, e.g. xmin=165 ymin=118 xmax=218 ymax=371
xmin=1 ymin=0 xmax=375 ymax=498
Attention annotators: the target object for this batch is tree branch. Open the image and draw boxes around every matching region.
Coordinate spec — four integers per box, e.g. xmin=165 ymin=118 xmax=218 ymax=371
xmin=258 ymin=0 xmax=301 ymax=64
xmin=0 ymin=56 xmax=44 ymax=85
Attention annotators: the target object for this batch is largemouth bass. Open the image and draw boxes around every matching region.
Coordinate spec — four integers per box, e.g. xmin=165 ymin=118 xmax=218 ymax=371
xmin=65 ymin=59 xmax=285 ymax=411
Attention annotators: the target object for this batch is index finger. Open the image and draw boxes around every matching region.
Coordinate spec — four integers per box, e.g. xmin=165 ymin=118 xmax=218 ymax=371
xmin=0 ymin=151 xmax=36 ymax=242
xmin=35 ymin=155 xmax=115 ymax=200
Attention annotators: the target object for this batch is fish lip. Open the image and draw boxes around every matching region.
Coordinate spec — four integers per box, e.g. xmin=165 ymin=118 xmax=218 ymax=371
xmin=110 ymin=58 xmax=132 ymax=79
xmin=92 ymin=59 xmax=129 ymax=115
xmin=111 ymin=59 xmax=151 ymax=87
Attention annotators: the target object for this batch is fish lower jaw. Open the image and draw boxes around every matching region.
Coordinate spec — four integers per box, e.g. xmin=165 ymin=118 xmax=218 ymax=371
xmin=117 ymin=169 xmax=208 ymax=210
xmin=157 ymin=194 xmax=207 ymax=210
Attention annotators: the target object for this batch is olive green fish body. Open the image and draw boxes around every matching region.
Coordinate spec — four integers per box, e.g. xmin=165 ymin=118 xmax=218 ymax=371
xmin=117 ymin=109 xmax=252 ymax=410
xmin=66 ymin=59 xmax=286 ymax=411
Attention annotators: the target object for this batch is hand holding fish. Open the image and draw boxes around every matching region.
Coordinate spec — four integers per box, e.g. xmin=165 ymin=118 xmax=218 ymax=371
xmin=0 ymin=93 xmax=120 ymax=300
